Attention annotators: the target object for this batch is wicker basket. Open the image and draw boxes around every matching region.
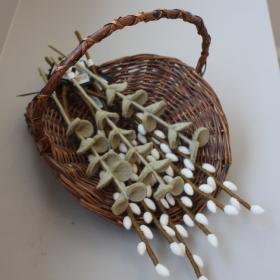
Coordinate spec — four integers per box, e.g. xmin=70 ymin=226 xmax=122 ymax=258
xmin=25 ymin=9 xmax=231 ymax=226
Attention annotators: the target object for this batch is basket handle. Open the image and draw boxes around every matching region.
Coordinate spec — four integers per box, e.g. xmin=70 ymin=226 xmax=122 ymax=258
xmin=40 ymin=9 xmax=211 ymax=99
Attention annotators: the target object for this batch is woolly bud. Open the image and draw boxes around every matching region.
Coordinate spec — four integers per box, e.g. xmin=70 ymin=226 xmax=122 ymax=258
xmin=193 ymin=254 xmax=204 ymax=268
xmin=207 ymin=234 xmax=218 ymax=248
xmin=155 ymin=264 xmax=170 ymax=277
xmin=195 ymin=213 xmax=209 ymax=225
xmin=137 ymin=242 xmax=146 ymax=256
xmin=183 ymin=214 xmax=195 ymax=227
xmin=143 ymin=212 xmax=153 ymax=224
xmin=224 ymin=205 xmax=239 ymax=216
xmin=160 ymin=214 xmax=169 ymax=226
xmin=251 ymin=205 xmax=265 ymax=215
xmin=123 ymin=216 xmax=132 ymax=230
xmin=202 ymin=163 xmax=216 ymax=173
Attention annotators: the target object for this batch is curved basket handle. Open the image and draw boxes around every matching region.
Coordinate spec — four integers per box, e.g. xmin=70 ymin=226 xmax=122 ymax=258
xmin=40 ymin=9 xmax=211 ymax=99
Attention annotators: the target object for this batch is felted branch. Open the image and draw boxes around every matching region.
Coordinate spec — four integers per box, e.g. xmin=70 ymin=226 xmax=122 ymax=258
xmin=63 ymin=70 xmax=184 ymax=202
xmin=157 ymin=201 xmax=203 ymax=279
xmin=74 ymin=62 xmax=209 ymax=162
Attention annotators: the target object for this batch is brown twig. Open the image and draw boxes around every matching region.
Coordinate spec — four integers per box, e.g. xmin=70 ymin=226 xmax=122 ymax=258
xmin=157 ymin=201 xmax=202 ymax=278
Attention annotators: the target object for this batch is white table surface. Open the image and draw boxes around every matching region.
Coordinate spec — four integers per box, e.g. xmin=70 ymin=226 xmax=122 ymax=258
xmin=0 ymin=0 xmax=279 ymax=279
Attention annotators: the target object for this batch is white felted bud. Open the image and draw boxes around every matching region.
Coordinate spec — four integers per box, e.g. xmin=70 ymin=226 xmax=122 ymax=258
xmin=207 ymin=176 xmax=216 ymax=190
xmin=199 ymin=276 xmax=208 ymax=280
xmin=183 ymin=158 xmax=195 ymax=171
xmin=136 ymin=112 xmax=144 ymax=120
xmin=129 ymin=203 xmax=141 ymax=215
xmin=160 ymin=214 xmax=169 ymax=226
xmin=118 ymin=153 xmax=125 ymax=160
xmin=202 ymin=163 xmax=216 ymax=173
xmin=193 ymin=254 xmax=204 ymax=268
xmin=183 ymin=214 xmax=195 ymax=227
xmin=170 ymin=242 xmax=184 ymax=256
xmin=113 ymin=192 xmax=120 ymax=200
xmin=87 ymin=154 xmax=94 ymax=161
xmin=224 ymin=205 xmax=239 ymax=216
xmin=154 ymin=129 xmax=166 ymax=139
xmin=151 ymin=148 xmax=160 ymax=160
xmin=251 ymin=205 xmax=265 ymax=214
xmin=178 ymin=146 xmax=190 ymax=155
xmin=99 ymin=170 xmax=106 ymax=178
xmin=137 ymin=133 xmax=147 ymax=144
xmin=161 ymin=198 xmax=170 ymax=209
xmin=166 ymin=193 xmax=175 ymax=206
xmin=163 ymin=175 xmax=173 ymax=184
xmin=207 ymin=200 xmax=217 ymax=213
xmin=143 ymin=211 xmax=153 ymax=224
xmin=166 ymin=153 xmax=179 ymax=162
xmin=130 ymin=173 xmax=139 ymax=182
xmin=160 ymin=143 xmax=171 ymax=154
xmin=132 ymin=140 xmax=138 ymax=146
xmin=181 ymin=168 xmax=194 ymax=179
xmin=184 ymin=183 xmax=194 ymax=196
xmin=195 ymin=213 xmax=209 ymax=225
xmin=119 ymin=142 xmax=127 ymax=153
xmin=155 ymin=264 xmax=170 ymax=277
xmin=207 ymin=234 xmax=218 ymax=248
xmin=175 ymin=224 xmax=188 ymax=238
xmin=199 ymin=184 xmax=214 ymax=194
xmin=144 ymin=198 xmax=156 ymax=211
xmin=230 ymin=197 xmax=240 ymax=209
xmin=123 ymin=216 xmax=132 ymax=230
xmin=165 ymin=166 xmax=174 ymax=177
xmin=223 ymin=181 xmax=238 ymax=191
xmin=140 ymin=225 xmax=153 ymax=240
xmin=137 ymin=242 xmax=146 ymax=256
xmin=146 ymin=185 xmax=152 ymax=198
xmin=137 ymin=124 xmax=146 ymax=135
xmin=181 ymin=196 xmax=193 ymax=208
xmin=163 ymin=225 xmax=176 ymax=237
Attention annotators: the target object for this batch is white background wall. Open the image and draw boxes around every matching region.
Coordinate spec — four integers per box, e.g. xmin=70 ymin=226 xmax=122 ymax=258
xmin=1 ymin=1 xmax=280 ymax=59
xmin=0 ymin=1 xmax=279 ymax=280
xmin=0 ymin=0 xmax=19 ymax=56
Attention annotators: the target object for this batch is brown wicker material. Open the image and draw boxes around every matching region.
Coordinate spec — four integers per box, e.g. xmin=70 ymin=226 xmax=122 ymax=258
xmin=25 ymin=9 xmax=231 ymax=226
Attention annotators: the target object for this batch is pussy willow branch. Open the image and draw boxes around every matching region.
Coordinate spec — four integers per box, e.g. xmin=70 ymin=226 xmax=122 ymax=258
xmin=66 ymin=74 xmax=174 ymax=195
xmin=194 ymin=163 xmax=251 ymax=210
xmin=141 ymin=201 xmax=203 ymax=279
xmin=141 ymin=202 xmax=174 ymax=244
xmin=157 ymin=201 xmax=202 ymax=278
xmin=127 ymin=207 xmax=159 ymax=266
xmin=149 ymin=135 xmax=225 ymax=211
xmin=151 ymin=133 xmax=252 ymax=211
xmin=176 ymin=197 xmax=211 ymax=236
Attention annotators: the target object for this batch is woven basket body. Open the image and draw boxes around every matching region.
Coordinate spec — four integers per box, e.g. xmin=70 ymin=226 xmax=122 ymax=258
xmin=25 ymin=10 xmax=231 ymax=225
